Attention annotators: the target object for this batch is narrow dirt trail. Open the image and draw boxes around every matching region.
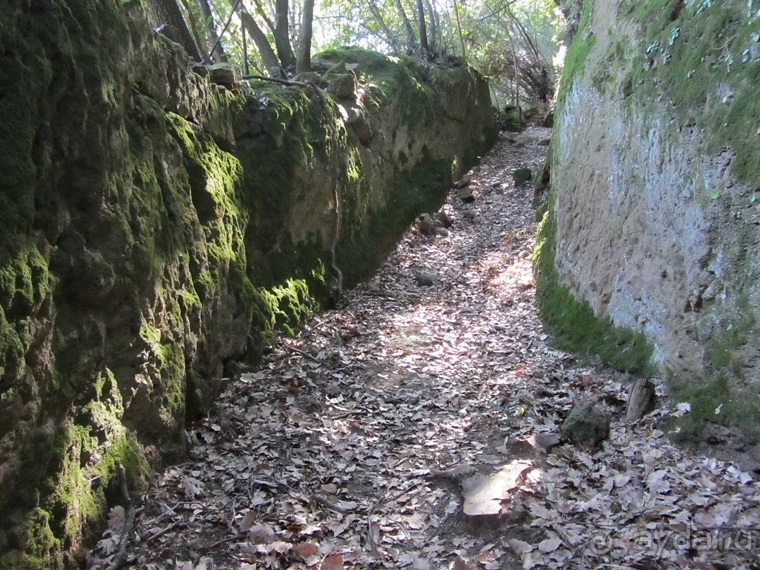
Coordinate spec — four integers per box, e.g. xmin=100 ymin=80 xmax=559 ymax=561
xmin=96 ymin=130 xmax=760 ymax=570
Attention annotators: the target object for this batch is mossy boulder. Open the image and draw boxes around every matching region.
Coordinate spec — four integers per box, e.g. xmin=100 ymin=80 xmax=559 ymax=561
xmin=561 ymin=399 xmax=611 ymax=448
xmin=0 ymin=2 xmax=496 ymax=567
xmin=499 ymin=105 xmax=524 ymax=131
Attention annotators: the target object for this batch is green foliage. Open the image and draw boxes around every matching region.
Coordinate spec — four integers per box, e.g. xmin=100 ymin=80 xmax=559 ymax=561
xmin=667 ymin=375 xmax=760 ymax=442
xmin=317 ymin=0 xmax=444 ymax=54
xmin=704 ymin=294 xmax=756 ymax=375
xmin=459 ymin=0 xmax=563 ymax=107
xmin=199 ymin=0 xmax=563 ymax=113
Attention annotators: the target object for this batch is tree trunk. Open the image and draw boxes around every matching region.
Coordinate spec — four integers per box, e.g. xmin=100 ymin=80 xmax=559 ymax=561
xmin=452 ymin=0 xmax=466 ymax=63
xmin=252 ymin=0 xmax=276 ymax=33
xmin=505 ymin=20 xmax=521 ymax=119
xmin=364 ymin=0 xmax=401 ymax=52
xmin=195 ymin=0 xmax=228 ymax=62
xmin=178 ymin=0 xmax=207 ymax=60
xmin=393 ymin=0 xmax=416 ymax=51
xmin=145 ymin=0 xmax=201 ymax=60
xmin=423 ymin=0 xmax=438 ymax=52
xmin=295 ymin=0 xmax=315 ymax=75
xmin=416 ymin=0 xmax=429 ymax=54
xmin=232 ymin=0 xmax=281 ymax=76
xmin=274 ymin=0 xmax=297 ymax=69
xmin=505 ymin=8 xmax=542 ymax=62
xmin=241 ymin=12 xmax=250 ymax=75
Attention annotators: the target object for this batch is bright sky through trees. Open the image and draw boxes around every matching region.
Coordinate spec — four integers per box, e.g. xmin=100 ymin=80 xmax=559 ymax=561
xmin=178 ymin=0 xmax=564 ymax=107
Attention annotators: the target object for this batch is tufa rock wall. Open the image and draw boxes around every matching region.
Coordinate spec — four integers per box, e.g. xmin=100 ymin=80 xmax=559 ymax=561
xmin=537 ymin=0 xmax=759 ymax=382
xmin=0 ymin=0 xmax=496 ymax=565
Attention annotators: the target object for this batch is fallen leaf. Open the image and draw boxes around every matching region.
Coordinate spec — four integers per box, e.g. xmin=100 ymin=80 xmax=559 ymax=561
xmin=507 ymin=538 xmax=533 ymax=555
xmin=538 ymin=537 xmax=561 ymax=553
xmin=293 ymin=541 xmax=319 ymax=558
xmin=320 ymin=552 xmax=344 ymax=570
xmin=238 ymin=510 xmax=257 ymax=532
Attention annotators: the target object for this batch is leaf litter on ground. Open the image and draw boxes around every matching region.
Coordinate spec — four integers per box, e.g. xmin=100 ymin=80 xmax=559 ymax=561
xmin=89 ymin=128 xmax=760 ymax=570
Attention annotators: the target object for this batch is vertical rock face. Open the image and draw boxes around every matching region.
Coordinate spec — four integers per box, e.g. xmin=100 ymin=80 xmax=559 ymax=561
xmin=0 ymin=1 xmax=496 ymax=566
xmin=539 ymin=0 xmax=759 ymax=378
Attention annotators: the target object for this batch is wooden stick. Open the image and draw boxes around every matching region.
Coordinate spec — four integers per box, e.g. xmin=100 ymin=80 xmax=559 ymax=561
xmin=143 ymin=521 xmax=185 ymax=544
xmin=107 ymin=464 xmax=135 ymax=570
xmin=283 ymin=343 xmax=322 ymax=363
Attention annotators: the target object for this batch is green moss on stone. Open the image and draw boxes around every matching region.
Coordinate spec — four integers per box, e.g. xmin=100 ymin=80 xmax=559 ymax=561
xmin=557 ymin=1 xmax=597 ymax=104
xmin=0 ymin=241 xmax=54 ymax=319
xmin=704 ymin=294 xmax=756 ymax=375
xmin=267 ymin=279 xmax=314 ymax=335
xmin=622 ymin=0 xmax=759 ymax=188
xmin=0 ymin=508 xmax=62 ymax=570
xmin=1 ymin=369 xmax=149 ymax=569
xmin=0 ymin=7 xmax=496 ymax=563
xmin=667 ymin=375 xmax=760 ymax=442
xmin=315 ymin=48 xmax=437 ymax=126
xmin=533 ymin=201 xmax=654 ymax=374
xmin=339 ymin=155 xmax=451 ymax=284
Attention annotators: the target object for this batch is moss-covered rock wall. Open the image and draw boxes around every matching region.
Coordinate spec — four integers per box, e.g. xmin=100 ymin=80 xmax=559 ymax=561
xmin=536 ymin=0 xmax=759 ymax=405
xmin=0 ymin=0 xmax=496 ymax=565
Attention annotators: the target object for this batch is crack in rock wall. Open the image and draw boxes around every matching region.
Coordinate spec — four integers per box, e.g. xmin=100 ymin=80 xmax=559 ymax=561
xmin=0 ymin=0 xmax=496 ymax=565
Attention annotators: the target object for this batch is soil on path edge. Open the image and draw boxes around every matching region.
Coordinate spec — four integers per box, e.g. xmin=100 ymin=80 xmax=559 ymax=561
xmin=89 ymin=129 xmax=760 ymax=570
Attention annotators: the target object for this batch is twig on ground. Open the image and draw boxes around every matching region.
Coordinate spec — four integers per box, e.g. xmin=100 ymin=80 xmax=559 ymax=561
xmin=207 ymin=534 xmax=237 ymax=549
xmin=143 ymin=521 xmax=186 ymax=544
xmin=283 ymin=342 xmax=322 ymax=363
xmin=312 ymin=494 xmax=353 ymax=514
xmin=366 ymin=480 xmax=425 ymax=550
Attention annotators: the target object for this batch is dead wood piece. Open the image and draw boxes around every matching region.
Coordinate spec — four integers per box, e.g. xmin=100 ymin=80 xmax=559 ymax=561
xmin=106 ymin=464 xmax=135 ymax=570
xmin=143 ymin=521 xmax=185 ymax=544
xmin=426 ymin=464 xmax=477 ymax=483
xmin=625 ymin=378 xmax=656 ymax=422
xmin=312 ymin=494 xmax=352 ymax=514
xmin=283 ymin=342 xmax=321 ymax=363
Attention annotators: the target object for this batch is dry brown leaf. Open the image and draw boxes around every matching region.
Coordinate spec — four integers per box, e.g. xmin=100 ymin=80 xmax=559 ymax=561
xmin=238 ymin=510 xmax=257 ymax=532
xmin=293 ymin=541 xmax=320 ymax=558
xmin=319 ymin=552 xmax=344 ymax=570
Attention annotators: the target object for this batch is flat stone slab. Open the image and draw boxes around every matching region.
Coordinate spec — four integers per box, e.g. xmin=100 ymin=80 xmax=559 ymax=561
xmin=462 ymin=460 xmax=532 ymax=517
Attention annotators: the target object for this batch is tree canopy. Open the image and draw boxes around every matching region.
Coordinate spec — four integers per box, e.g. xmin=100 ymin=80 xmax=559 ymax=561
xmin=153 ymin=0 xmax=564 ymax=108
